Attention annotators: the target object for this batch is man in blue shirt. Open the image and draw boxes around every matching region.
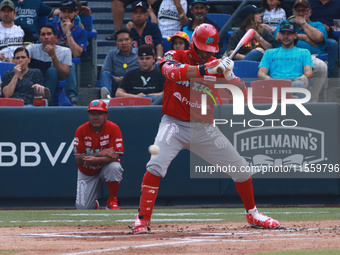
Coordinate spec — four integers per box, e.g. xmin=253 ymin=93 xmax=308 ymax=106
xmin=129 ymin=1 xmax=163 ymax=63
xmin=273 ymin=0 xmax=327 ymax=102
xmin=309 ymin=0 xmax=340 ymax=76
xmin=309 ymin=0 xmax=340 ymax=34
xmin=100 ymin=29 xmax=139 ymax=97
xmin=259 ymin=21 xmax=313 ymax=99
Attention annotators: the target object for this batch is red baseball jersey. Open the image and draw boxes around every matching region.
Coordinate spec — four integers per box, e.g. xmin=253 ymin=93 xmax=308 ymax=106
xmin=73 ymin=120 xmax=124 ymax=176
xmin=160 ymin=49 xmax=227 ymax=123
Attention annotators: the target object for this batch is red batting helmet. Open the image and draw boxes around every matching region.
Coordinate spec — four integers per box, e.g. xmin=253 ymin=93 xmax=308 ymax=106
xmin=87 ymin=100 xmax=108 ymax=112
xmin=190 ymin=23 xmax=219 ymax=53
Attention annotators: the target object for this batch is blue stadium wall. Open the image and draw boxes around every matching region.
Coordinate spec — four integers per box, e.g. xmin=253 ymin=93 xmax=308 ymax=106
xmin=0 ymin=104 xmax=339 ymax=208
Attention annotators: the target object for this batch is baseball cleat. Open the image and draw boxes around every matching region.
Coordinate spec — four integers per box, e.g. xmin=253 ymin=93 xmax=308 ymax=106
xmin=130 ymin=215 xmax=150 ymax=234
xmin=246 ymin=207 xmax=280 ymax=229
xmin=106 ymin=198 xmax=120 ymax=210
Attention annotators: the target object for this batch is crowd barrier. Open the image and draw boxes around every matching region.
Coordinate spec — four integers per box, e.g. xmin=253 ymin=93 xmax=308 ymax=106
xmin=0 ymin=103 xmax=339 ymax=207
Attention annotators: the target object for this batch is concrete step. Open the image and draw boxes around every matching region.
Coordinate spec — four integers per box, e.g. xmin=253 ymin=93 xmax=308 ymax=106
xmin=78 ymin=87 xmax=101 ymax=106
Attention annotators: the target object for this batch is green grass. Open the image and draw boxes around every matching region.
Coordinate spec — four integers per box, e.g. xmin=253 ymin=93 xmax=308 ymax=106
xmin=0 ymin=207 xmax=339 ymax=227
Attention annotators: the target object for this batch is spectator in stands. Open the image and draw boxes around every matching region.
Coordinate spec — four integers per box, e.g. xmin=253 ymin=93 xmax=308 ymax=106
xmin=2 ymin=47 xmax=50 ymax=105
xmin=309 ymin=0 xmax=340 ymax=76
xmin=309 ymin=0 xmax=340 ymax=36
xmin=106 ymin=0 xmax=157 ymax=41
xmin=158 ymin=0 xmax=189 ymax=38
xmin=170 ymin=31 xmax=190 ymax=50
xmin=274 ymin=0 xmax=327 ymax=102
xmin=53 ymin=0 xmax=88 ymax=105
xmin=0 ymin=0 xmax=24 ymax=62
xmin=26 ymin=24 xmax=72 ymax=105
xmin=126 ymin=1 xmax=163 ymax=63
xmin=115 ymin=44 xmax=165 ymax=104
xmin=258 ymin=21 xmax=313 ymax=99
xmin=74 ymin=0 xmax=91 ymax=16
xmin=100 ymin=29 xmax=139 ymax=98
xmin=181 ymin=0 xmax=219 ymax=40
xmin=13 ymin=0 xmax=60 ymax=41
xmin=226 ymin=5 xmax=274 ymax=61
xmin=261 ymin=0 xmax=286 ymax=32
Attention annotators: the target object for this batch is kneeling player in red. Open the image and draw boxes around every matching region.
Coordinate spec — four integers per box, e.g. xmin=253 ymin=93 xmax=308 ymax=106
xmin=130 ymin=23 xmax=280 ymax=233
xmin=73 ymin=100 xmax=124 ymax=210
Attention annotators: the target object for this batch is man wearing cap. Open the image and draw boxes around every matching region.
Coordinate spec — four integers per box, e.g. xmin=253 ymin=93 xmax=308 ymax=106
xmin=130 ymin=23 xmax=280 ymax=234
xmin=181 ymin=0 xmax=219 ymax=40
xmin=258 ymin=21 xmax=313 ymax=98
xmin=100 ymin=29 xmax=139 ymax=98
xmin=274 ymin=0 xmax=327 ymax=102
xmin=105 ymin=0 xmax=157 ymax=41
xmin=0 ymin=0 xmax=24 ymax=62
xmin=226 ymin=5 xmax=273 ymax=61
xmin=52 ymin=0 xmax=88 ymax=105
xmin=115 ymin=44 xmax=165 ymax=103
xmin=73 ymin=99 xmax=124 ymax=210
xmin=13 ymin=0 xmax=60 ymax=41
xmin=128 ymin=1 xmax=163 ymax=63
xmin=56 ymin=0 xmax=87 ymax=58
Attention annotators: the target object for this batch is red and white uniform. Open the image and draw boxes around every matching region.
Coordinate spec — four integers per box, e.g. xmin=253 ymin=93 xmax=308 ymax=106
xmin=160 ymin=49 xmax=242 ymax=123
xmin=73 ymin=121 xmax=124 ymax=176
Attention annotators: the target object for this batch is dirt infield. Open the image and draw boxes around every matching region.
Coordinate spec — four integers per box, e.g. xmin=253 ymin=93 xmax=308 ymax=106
xmin=1 ymin=220 xmax=340 ymax=254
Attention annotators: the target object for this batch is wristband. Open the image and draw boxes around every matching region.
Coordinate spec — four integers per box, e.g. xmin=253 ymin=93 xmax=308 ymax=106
xmin=198 ymin=64 xmax=206 ymax=76
xmin=66 ymin=32 xmax=72 ymax=37
xmin=178 ymin=13 xmax=185 ymax=19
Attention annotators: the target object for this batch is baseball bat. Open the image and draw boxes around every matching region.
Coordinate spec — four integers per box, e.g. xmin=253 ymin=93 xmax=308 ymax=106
xmin=228 ymin=28 xmax=256 ymax=59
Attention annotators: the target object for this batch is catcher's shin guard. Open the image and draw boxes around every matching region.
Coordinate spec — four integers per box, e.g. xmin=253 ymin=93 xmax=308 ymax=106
xmin=138 ymin=171 xmax=161 ymax=222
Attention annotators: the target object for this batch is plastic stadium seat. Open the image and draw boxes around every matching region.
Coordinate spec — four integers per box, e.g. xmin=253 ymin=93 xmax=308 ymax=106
xmin=250 ymin=79 xmax=292 ymax=104
xmin=53 ymin=81 xmax=73 ymax=106
xmin=206 ymin=13 xmax=231 ymax=43
xmin=0 ymin=62 xmax=15 ymax=78
xmin=0 ymin=98 xmax=24 ymax=106
xmin=109 ymin=97 xmax=152 ymax=106
xmin=233 ymin=60 xmax=259 ymax=78
xmin=233 ymin=60 xmax=260 ymax=87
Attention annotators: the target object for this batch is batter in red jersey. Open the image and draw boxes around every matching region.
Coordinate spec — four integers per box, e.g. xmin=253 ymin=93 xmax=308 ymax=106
xmin=130 ymin=23 xmax=280 ymax=233
xmin=73 ymin=100 xmax=124 ymax=210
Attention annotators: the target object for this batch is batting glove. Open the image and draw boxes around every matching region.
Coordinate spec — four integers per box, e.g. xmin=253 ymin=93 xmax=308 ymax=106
xmin=197 ymin=59 xmax=228 ymax=76
xmin=221 ymin=57 xmax=235 ymax=80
